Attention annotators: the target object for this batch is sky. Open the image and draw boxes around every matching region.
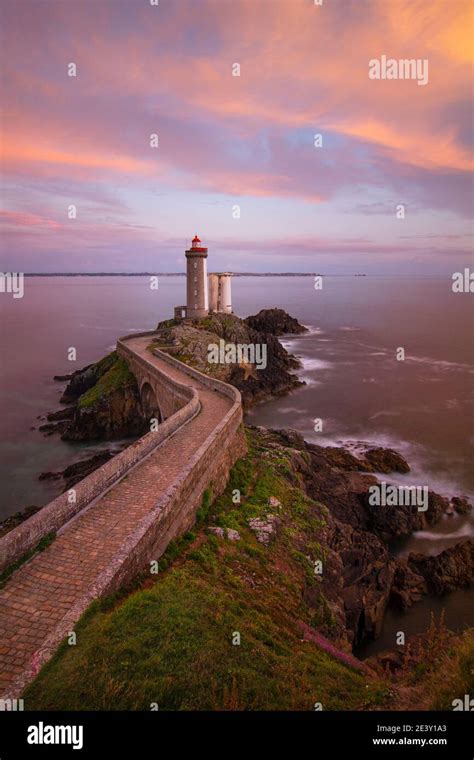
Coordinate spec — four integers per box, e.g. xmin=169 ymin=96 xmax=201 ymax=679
xmin=0 ymin=0 xmax=473 ymax=274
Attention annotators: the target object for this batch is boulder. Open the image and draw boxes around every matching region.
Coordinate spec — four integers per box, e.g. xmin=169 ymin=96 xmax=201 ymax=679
xmin=408 ymin=540 xmax=474 ymax=594
xmin=244 ymin=308 xmax=308 ymax=335
xmin=208 ymin=527 xmax=241 ymax=542
xmin=451 ymin=496 xmax=472 ymax=515
xmin=248 ymin=514 xmax=280 ymax=544
xmin=362 ymin=447 xmax=410 ymax=474
xmin=390 ymin=561 xmax=427 ymax=609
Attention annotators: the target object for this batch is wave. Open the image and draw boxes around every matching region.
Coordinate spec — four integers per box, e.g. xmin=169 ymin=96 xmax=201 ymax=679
xmin=369 ymin=411 xmax=401 ymax=419
xmin=405 ymin=355 xmax=474 ymax=373
xmin=299 ymin=357 xmax=332 ymax=371
xmin=328 ymin=434 xmax=473 ymax=501
xmin=412 ymin=523 xmax=474 ymax=542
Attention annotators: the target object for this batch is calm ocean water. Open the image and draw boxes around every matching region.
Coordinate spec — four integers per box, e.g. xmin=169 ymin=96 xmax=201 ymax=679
xmin=0 ymin=275 xmax=473 ymax=650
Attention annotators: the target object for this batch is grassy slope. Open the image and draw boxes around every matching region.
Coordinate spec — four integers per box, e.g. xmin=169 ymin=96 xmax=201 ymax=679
xmin=78 ymin=356 xmax=136 ymax=408
xmin=384 ymin=627 xmax=474 ymax=711
xmin=24 ymin=429 xmax=387 ymax=710
xmin=24 ymin=428 xmax=473 ymax=711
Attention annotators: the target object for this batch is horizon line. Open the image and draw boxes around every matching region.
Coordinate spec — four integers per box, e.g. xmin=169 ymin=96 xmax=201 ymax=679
xmin=20 ymin=271 xmax=326 ymax=276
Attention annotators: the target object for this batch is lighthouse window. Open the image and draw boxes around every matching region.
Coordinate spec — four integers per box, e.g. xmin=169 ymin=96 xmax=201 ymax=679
xmin=194 ymin=290 xmax=198 ymax=296
xmin=193 ymin=262 xmax=197 ymax=269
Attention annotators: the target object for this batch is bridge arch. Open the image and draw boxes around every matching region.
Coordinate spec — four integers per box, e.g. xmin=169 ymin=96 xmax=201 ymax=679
xmin=140 ymin=380 xmax=163 ymax=424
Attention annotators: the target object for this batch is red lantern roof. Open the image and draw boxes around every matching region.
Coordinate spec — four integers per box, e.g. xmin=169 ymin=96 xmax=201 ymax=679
xmin=192 ymin=235 xmax=201 ymax=243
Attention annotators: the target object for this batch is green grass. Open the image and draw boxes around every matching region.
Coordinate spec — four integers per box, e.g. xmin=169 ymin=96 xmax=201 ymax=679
xmin=419 ymin=629 xmax=474 ymax=710
xmin=78 ymin=358 xmax=136 ymax=409
xmin=22 ymin=428 xmax=390 ymax=710
xmin=25 ymin=569 xmax=382 ymax=711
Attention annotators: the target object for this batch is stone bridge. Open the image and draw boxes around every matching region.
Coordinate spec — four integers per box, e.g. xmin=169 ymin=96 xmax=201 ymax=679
xmin=0 ymin=332 xmax=247 ymax=699
xmin=120 ymin=337 xmax=192 ymax=423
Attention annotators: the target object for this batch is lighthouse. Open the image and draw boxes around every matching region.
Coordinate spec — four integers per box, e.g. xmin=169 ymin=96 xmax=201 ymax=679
xmin=173 ymin=235 xmax=233 ymax=321
xmin=185 ymin=235 xmax=209 ymax=319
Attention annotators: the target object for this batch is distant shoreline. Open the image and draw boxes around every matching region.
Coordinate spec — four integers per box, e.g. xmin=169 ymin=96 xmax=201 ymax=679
xmin=22 ymin=272 xmax=323 ymax=277
xmin=20 ymin=273 xmax=449 ymax=278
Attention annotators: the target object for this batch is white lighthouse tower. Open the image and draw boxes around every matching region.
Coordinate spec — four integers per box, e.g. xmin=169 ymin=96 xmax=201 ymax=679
xmin=185 ymin=234 xmax=209 ymax=319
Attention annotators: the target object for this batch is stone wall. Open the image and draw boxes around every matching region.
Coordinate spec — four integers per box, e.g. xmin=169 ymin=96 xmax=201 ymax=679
xmin=9 ymin=398 xmax=246 ymax=699
xmin=0 ymin=331 xmax=245 ymax=573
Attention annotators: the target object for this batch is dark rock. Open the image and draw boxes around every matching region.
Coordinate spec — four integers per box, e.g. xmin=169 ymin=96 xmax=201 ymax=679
xmin=39 ymin=451 xmax=120 ymax=491
xmin=308 ymin=443 xmax=369 ymax=472
xmin=254 ymin=427 xmax=450 ymax=543
xmin=390 ymin=561 xmax=427 ymax=609
xmin=62 ymin=451 xmax=117 ymax=490
xmin=46 ymin=406 xmax=75 ymax=422
xmin=0 ymin=506 xmax=41 ymax=538
xmin=408 ymin=540 xmax=474 ymax=594
xmin=274 ymin=428 xmax=307 ymax=450
xmin=362 ymin=489 xmax=449 ymax=542
xmin=39 ymin=421 xmax=70 ymax=436
xmin=451 ymin=496 xmax=472 ymax=515
xmin=61 ymin=385 xmax=148 ymax=442
xmin=329 ymin=521 xmax=396 ymax=643
xmin=38 ymin=471 xmax=62 ymax=482
xmin=362 ymin=447 xmax=410 ymax=474
xmin=307 ymin=443 xmax=410 ymax=475
xmin=244 ymin=308 xmax=308 ymax=336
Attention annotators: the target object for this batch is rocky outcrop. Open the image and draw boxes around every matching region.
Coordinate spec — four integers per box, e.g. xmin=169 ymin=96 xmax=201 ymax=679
xmin=451 ymin=496 xmax=472 ymax=515
xmin=45 ymin=311 xmax=306 ymax=440
xmin=390 ymin=562 xmax=427 ymax=610
xmin=47 ymin=354 xmax=149 ymax=441
xmin=329 ymin=522 xmax=396 ymax=643
xmin=153 ymin=310 xmax=305 ymax=408
xmin=248 ymin=427 xmax=472 ymax=647
xmin=288 ymin=437 xmax=411 ymax=476
xmin=58 ymin=353 xmax=117 ymax=404
xmin=39 ymin=450 xmax=120 ymax=492
xmin=0 ymin=506 xmax=41 ymax=539
xmin=408 ymin=541 xmax=474 ymax=595
xmin=363 ymin=447 xmax=410 ymax=474
xmin=62 ymin=385 xmax=147 ymax=441
xmin=46 ymin=407 xmax=75 ymax=422
xmin=285 ymin=435 xmax=446 ymax=542
xmin=244 ymin=308 xmax=308 ymax=335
